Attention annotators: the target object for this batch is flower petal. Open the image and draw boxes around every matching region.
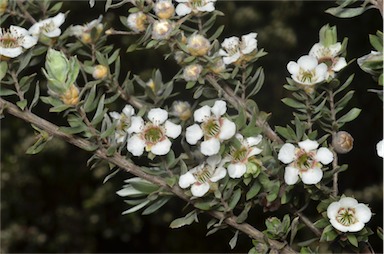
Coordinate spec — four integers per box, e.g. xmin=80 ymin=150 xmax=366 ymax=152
xmin=127 ymin=116 xmax=144 ymax=134
xmin=210 ymin=166 xmax=227 ymax=182
xmin=347 ymin=221 xmax=365 ymax=232
xmin=21 ymin=35 xmax=38 ymax=49
xmin=297 ymin=55 xmax=318 ymax=71
xmin=241 ymin=33 xmax=257 ymax=54
xmin=327 ymin=201 xmax=341 ymax=219
xmin=278 ymin=143 xmax=296 ymax=164
xmin=218 ymin=118 xmax=236 ymax=140
xmin=178 ymin=172 xmax=196 ymax=188
xmin=165 ymin=120 xmax=181 ymax=139
xmin=339 ymin=197 xmax=358 ymax=207
xmin=211 ymin=100 xmax=227 ymax=117
xmin=0 ymin=47 xmax=22 ymax=58
xmin=315 ymin=63 xmax=328 ymax=81
xmin=298 ymin=139 xmax=319 ymax=152
xmin=333 ymin=57 xmax=347 ymax=72
xmin=127 ymin=134 xmax=145 ymax=156
xmin=227 ymin=163 xmax=246 ymax=178
xmin=185 ymin=124 xmax=203 ymax=145
xmin=191 ymin=182 xmax=210 ymax=197
xmin=287 ymin=61 xmax=299 ymax=75
xmin=197 ymin=2 xmax=215 ymax=12
xmin=122 ymin=105 xmax=135 ymax=117
xmin=200 ymin=138 xmax=220 ymax=156
xmin=315 ymin=147 xmax=334 ymax=165
xmin=52 ymin=13 xmax=66 ymax=27
xmin=44 ymin=28 xmax=62 ymax=38
xmin=148 ymin=108 xmax=168 ymax=124
xmin=300 ymin=167 xmax=323 ymax=184
xmin=175 ymin=3 xmax=191 ymax=16
xmin=246 ymin=135 xmax=262 ymax=146
xmin=377 ymin=139 xmax=384 ymax=158
xmin=194 ymin=105 xmax=211 ymax=122
xmin=109 ymin=112 xmax=121 ymax=120
xmin=354 ymin=203 xmax=372 ymax=223
xmin=284 ymin=166 xmax=299 ymax=185
xmin=248 ymin=147 xmax=262 ymax=157
xmin=329 ymin=218 xmax=349 ymax=232
xmin=309 ymin=43 xmax=323 ymax=59
xmin=151 ymin=138 xmax=172 ymax=155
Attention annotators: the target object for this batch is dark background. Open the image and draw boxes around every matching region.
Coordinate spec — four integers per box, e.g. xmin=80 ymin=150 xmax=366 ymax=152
xmin=1 ymin=1 xmax=383 ymax=253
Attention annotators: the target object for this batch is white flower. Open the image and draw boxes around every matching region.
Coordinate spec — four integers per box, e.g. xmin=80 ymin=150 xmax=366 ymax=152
xmin=127 ymin=108 xmax=181 ymax=156
xmin=29 ymin=13 xmax=65 ymax=38
xmin=377 ymin=139 xmax=383 ymax=158
xmin=278 ymin=139 xmax=333 ymax=185
xmin=327 ymin=197 xmax=372 ymax=232
xmin=309 ymin=42 xmax=347 ymax=78
xmin=178 ymin=155 xmax=227 ymax=197
xmin=219 ymin=33 xmax=258 ymax=65
xmin=127 ymin=12 xmax=147 ymax=32
xmin=154 ymin=0 xmax=175 ymax=19
xmin=109 ymin=105 xmax=135 ymax=143
xmin=186 ymin=100 xmax=236 ymax=156
xmin=152 ymin=19 xmax=173 ymax=40
xmin=287 ymin=55 xmax=328 ymax=87
xmin=183 ymin=64 xmax=203 ymax=81
xmin=175 ymin=0 xmax=216 ymax=16
xmin=227 ymin=134 xmax=262 ymax=178
xmin=70 ymin=15 xmax=103 ymax=43
xmin=0 ymin=26 xmax=37 ymax=58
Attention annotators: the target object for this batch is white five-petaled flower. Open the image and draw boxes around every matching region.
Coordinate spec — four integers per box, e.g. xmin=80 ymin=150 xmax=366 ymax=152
xmin=287 ymin=55 xmax=328 ymax=89
xmin=175 ymin=0 xmax=216 ymax=16
xmin=219 ymin=33 xmax=258 ymax=65
xmin=376 ymin=139 xmax=383 ymax=158
xmin=127 ymin=108 xmax=181 ymax=156
xmin=179 ymin=155 xmax=227 ymax=197
xmin=0 ymin=26 xmax=37 ymax=58
xmin=278 ymin=139 xmax=333 ymax=185
xmin=186 ymin=100 xmax=236 ymax=156
xmin=309 ymin=42 xmax=347 ymax=78
xmin=109 ymin=105 xmax=136 ymax=144
xmin=227 ymin=134 xmax=263 ymax=178
xmin=29 ymin=13 xmax=65 ymax=38
xmin=327 ymin=197 xmax=372 ymax=232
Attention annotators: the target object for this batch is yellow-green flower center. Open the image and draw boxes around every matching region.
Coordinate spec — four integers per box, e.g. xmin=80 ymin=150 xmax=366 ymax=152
xmin=231 ymin=146 xmax=248 ymax=162
xmin=194 ymin=165 xmax=212 ymax=183
xmin=295 ymin=150 xmax=316 ymax=172
xmin=202 ymin=118 xmax=220 ymax=138
xmin=300 ymin=70 xmax=315 ymax=83
xmin=336 ymin=207 xmax=357 ymax=226
xmin=143 ymin=125 xmax=164 ymax=144
xmin=41 ymin=21 xmax=56 ymax=34
xmin=191 ymin=0 xmax=204 ymax=8
xmin=0 ymin=32 xmax=19 ymax=48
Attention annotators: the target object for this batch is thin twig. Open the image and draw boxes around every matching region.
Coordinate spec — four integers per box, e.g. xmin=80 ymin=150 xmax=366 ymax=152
xmin=0 ymin=97 xmax=297 ymax=254
xmin=16 ymin=0 xmax=37 ymax=24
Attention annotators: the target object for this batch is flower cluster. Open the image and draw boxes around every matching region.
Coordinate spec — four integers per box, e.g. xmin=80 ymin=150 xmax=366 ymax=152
xmin=0 ymin=13 xmax=66 ymax=59
xmin=278 ymin=139 xmax=333 ymax=185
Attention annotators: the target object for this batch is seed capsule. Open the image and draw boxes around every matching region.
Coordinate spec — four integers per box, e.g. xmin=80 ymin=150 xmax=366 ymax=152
xmin=332 ymin=131 xmax=354 ymax=154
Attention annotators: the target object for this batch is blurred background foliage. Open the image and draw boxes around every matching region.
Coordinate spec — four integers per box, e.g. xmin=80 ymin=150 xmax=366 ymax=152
xmin=1 ymin=1 xmax=382 ymax=252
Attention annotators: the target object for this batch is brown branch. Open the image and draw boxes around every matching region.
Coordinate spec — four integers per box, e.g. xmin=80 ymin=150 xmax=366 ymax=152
xmin=0 ymin=97 xmax=297 ymax=254
xmin=206 ymin=74 xmax=283 ymax=144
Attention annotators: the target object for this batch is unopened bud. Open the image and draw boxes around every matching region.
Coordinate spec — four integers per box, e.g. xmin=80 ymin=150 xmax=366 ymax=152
xmin=61 ymin=84 xmax=80 ymax=106
xmin=183 ymin=64 xmax=202 ymax=81
xmin=187 ymin=34 xmax=211 ymax=56
xmin=146 ymin=79 xmax=156 ymax=92
xmin=0 ymin=0 xmax=8 ymax=15
xmin=92 ymin=65 xmax=108 ymax=79
xmin=45 ymin=49 xmax=69 ymax=84
xmin=154 ymin=0 xmax=175 ymax=19
xmin=172 ymin=101 xmax=192 ymax=121
xmin=332 ymin=131 xmax=354 ymax=154
xmin=152 ymin=20 xmax=173 ymax=40
xmin=209 ymin=58 xmax=226 ymax=74
xmin=319 ymin=24 xmax=337 ymax=47
xmin=127 ymin=12 xmax=147 ymax=32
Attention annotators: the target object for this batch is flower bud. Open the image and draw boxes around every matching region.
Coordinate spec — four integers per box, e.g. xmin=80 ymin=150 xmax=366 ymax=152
xmin=61 ymin=84 xmax=80 ymax=106
xmin=209 ymin=58 xmax=226 ymax=74
xmin=319 ymin=24 xmax=337 ymax=47
xmin=332 ymin=131 xmax=354 ymax=154
xmin=152 ymin=20 xmax=173 ymax=40
xmin=127 ymin=12 xmax=147 ymax=32
xmin=45 ymin=48 xmax=69 ymax=84
xmin=172 ymin=101 xmax=192 ymax=121
xmin=154 ymin=0 xmax=175 ymax=19
xmin=183 ymin=64 xmax=202 ymax=81
xmin=92 ymin=65 xmax=108 ymax=79
xmin=0 ymin=0 xmax=8 ymax=15
xmin=187 ymin=34 xmax=211 ymax=56
xmin=146 ymin=79 xmax=156 ymax=93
